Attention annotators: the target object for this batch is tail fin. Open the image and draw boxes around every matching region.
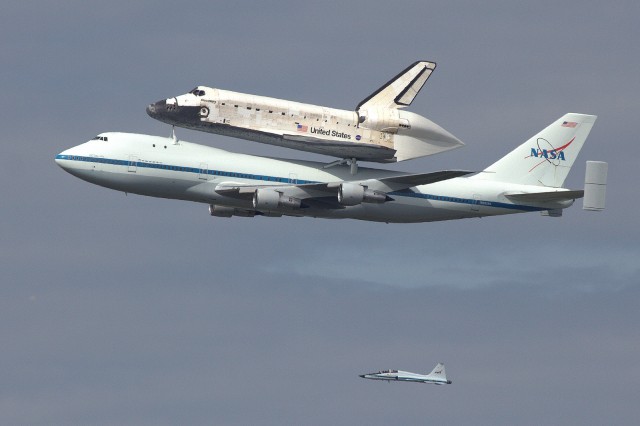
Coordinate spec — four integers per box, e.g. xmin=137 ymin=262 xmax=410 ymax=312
xmin=476 ymin=113 xmax=597 ymax=187
xmin=356 ymin=61 xmax=436 ymax=111
xmin=429 ymin=363 xmax=447 ymax=380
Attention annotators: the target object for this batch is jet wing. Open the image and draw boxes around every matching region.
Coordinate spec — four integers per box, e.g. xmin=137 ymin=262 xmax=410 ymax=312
xmin=214 ymin=170 xmax=473 ymax=208
xmin=374 ymin=170 xmax=473 ymax=190
xmin=505 ymin=190 xmax=584 ymax=203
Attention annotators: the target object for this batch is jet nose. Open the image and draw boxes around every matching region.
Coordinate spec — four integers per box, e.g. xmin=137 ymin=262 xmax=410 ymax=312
xmin=55 ymin=151 xmax=71 ymax=172
xmin=359 ymin=375 xmax=365 ymax=378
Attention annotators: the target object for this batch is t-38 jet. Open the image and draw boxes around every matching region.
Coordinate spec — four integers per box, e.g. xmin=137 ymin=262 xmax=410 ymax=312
xmin=360 ymin=363 xmax=452 ymax=385
xmin=146 ymin=61 xmax=463 ymax=172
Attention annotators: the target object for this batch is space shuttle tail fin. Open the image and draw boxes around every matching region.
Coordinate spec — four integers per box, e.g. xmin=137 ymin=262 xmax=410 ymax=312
xmin=474 ymin=113 xmax=597 ymax=187
xmin=356 ymin=61 xmax=436 ymax=111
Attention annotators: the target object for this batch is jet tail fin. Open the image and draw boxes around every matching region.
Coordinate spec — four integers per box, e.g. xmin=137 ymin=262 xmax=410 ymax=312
xmin=356 ymin=61 xmax=436 ymax=111
xmin=474 ymin=113 xmax=597 ymax=187
xmin=428 ymin=363 xmax=447 ymax=380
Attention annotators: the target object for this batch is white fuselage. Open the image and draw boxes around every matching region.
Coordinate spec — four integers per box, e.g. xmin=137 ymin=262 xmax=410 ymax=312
xmin=360 ymin=370 xmax=450 ymax=385
xmin=55 ymin=133 xmax=573 ymax=223
xmin=146 ymin=87 xmax=464 ymax=162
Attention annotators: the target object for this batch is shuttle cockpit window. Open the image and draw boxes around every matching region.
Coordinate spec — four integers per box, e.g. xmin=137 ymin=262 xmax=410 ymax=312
xmin=190 ymin=88 xmax=206 ymax=97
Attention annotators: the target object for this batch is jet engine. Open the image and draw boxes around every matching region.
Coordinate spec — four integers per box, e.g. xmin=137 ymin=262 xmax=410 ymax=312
xmin=337 ymin=183 xmax=387 ymax=206
xmin=252 ymin=189 xmax=301 ymax=211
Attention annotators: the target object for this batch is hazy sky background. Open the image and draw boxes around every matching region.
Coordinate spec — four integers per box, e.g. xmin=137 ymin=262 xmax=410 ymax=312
xmin=2 ymin=1 xmax=639 ymax=424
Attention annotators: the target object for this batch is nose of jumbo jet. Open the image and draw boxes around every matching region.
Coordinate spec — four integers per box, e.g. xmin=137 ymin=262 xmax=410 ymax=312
xmin=55 ymin=149 xmax=72 ymax=172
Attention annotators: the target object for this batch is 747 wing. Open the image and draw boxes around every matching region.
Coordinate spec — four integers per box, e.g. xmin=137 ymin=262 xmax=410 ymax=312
xmin=214 ymin=170 xmax=473 ymax=210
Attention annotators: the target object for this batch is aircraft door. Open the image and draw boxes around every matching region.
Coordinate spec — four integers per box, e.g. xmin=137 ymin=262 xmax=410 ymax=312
xmin=199 ymin=163 xmax=208 ymax=180
xmin=471 ymin=194 xmax=481 ymax=212
xmin=90 ymin=155 xmax=103 ymax=172
xmin=128 ymin=155 xmax=137 ymax=173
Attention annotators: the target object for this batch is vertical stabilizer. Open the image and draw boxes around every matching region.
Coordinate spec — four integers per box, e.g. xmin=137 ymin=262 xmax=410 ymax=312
xmin=476 ymin=113 xmax=597 ymax=187
xmin=357 ymin=61 xmax=436 ymax=111
xmin=429 ymin=363 xmax=447 ymax=379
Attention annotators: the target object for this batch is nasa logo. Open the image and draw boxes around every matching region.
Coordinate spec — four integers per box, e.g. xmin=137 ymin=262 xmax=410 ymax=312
xmin=525 ymin=137 xmax=574 ymax=172
xmin=356 ymin=135 xmax=361 ymax=141
xmin=530 ymin=148 xmax=566 ymax=160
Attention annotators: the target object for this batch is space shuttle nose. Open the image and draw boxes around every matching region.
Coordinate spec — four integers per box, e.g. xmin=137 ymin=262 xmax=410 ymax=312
xmin=146 ymin=97 xmax=199 ymax=128
xmin=146 ymin=100 xmax=163 ymax=117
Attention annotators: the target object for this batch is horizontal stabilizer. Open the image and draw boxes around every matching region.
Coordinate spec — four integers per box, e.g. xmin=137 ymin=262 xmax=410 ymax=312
xmin=583 ymin=161 xmax=608 ymax=211
xmin=505 ymin=190 xmax=584 ymax=203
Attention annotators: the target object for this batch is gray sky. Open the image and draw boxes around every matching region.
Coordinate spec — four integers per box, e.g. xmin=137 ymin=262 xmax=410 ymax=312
xmin=2 ymin=1 xmax=639 ymax=424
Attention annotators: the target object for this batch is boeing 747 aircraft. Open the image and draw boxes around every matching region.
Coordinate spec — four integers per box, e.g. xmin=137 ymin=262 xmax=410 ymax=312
xmin=360 ymin=363 xmax=452 ymax=385
xmin=146 ymin=61 xmax=464 ymax=170
xmin=55 ymin=113 xmax=607 ymax=223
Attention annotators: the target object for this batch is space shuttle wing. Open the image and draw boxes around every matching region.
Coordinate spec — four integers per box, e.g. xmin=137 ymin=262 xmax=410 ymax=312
xmin=357 ymin=61 xmax=437 ymax=111
xmin=282 ymin=133 xmax=397 ymax=161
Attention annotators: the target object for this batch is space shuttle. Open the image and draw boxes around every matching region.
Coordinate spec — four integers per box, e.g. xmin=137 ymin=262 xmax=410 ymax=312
xmin=146 ymin=61 xmax=463 ymax=171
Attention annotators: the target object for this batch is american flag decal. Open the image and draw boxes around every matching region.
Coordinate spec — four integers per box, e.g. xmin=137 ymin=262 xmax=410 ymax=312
xmin=297 ymin=124 xmax=308 ymax=132
xmin=561 ymin=121 xmax=578 ymax=128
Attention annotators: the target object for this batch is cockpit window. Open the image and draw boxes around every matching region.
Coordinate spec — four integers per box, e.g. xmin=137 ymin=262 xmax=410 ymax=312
xmin=190 ymin=88 xmax=206 ymax=97
xmin=91 ymin=136 xmax=108 ymax=141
